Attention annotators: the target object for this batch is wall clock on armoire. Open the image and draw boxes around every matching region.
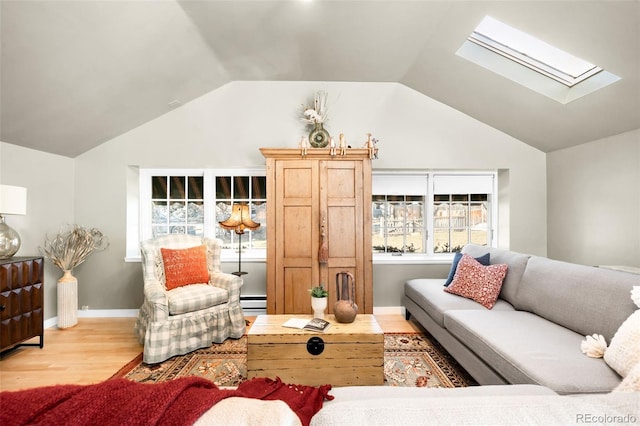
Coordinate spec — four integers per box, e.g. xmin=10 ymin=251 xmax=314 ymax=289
xmin=261 ymin=148 xmax=373 ymax=315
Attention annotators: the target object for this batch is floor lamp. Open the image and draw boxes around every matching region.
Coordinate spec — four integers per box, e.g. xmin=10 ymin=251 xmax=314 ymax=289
xmin=219 ymin=203 xmax=260 ymax=276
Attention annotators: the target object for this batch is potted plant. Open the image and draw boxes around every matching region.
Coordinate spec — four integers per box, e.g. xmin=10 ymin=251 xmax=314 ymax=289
xmin=310 ymin=284 xmax=328 ymax=319
xmin=40 ymin=225 xmax=109 ymax=329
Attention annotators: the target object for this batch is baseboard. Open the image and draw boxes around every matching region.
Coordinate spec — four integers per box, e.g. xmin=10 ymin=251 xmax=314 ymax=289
xmin=44 ymin=317 xmax=58 ymax=329
xmin=44 ymin=309 xmax=140 ymax=329
xmin=78 ymin=309 xmax=139 ymax=318
xmin=43 ymin=306 xmax=406 ymax=328
xmin=373 ymin=306 xmax=406 ymax=316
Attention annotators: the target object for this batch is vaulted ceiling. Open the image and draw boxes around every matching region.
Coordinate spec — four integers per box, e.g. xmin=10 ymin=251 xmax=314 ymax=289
xmin=1 ymin=0 xmax=638 ymax=158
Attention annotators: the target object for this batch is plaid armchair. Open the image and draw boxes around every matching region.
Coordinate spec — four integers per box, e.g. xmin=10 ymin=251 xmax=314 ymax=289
xmin=135 ymin=234 xmax=245 ymax=364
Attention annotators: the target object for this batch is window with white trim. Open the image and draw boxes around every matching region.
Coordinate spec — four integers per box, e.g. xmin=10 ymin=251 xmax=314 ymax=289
xmin=214 ymin=175 xmax=267 ymax=253
xmin=372 ymin=172 xmax=497 ymax=259
xmin=148 ymin=174 xmax=205 ymax=238
xmin=135 ymin=169 xmax=495 ymax=262
xmin=372 ymin=175 xmax=427 ymax=255
xmin=432 ymin=174 xmax=495 ymax=253
xmin=139 ymin=169 xmax=266 ymax=259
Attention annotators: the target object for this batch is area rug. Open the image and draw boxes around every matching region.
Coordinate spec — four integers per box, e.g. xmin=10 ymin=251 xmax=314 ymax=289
xmin=113 ymin=333 xmax=476 ymax=388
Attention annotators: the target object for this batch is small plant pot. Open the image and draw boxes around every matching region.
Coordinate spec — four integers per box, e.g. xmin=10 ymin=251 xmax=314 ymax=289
xmin=311 ymin=297 xmax=328 ymax=319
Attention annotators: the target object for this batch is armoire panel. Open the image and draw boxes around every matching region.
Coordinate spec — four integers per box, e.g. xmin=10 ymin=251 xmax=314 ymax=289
xmin=284 ymin=267 xmax=313 ymax=314
xmin=327 ymin=207 xmax=357 ymax=259
xmin=283 ymin=206 xmax=313 ymax=258
xmin=283 ymin=168 xmax=313 ymax=199
xmin=327 ymin=168 xmax=356 ymax=198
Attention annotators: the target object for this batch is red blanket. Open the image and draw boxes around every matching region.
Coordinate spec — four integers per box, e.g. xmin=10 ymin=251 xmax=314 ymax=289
xmin=0 ymin=376 xmax=334 ymax=426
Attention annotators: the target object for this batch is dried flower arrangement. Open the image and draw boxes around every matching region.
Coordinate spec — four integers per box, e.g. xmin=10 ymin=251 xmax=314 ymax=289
xmin=301 ymin=90 xmax=329 ymax=125
xmin=40 ymin=224 xmax=109 ymax=272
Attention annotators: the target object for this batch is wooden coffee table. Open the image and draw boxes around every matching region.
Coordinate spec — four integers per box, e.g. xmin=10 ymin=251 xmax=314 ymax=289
xmin=247 ymin=314 xmax=384 ymax=386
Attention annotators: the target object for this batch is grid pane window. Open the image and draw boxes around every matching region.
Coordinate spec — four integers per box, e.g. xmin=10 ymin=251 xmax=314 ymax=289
xmin=151 ymin=175 xmax=204 ymax=237
xmin=372 ymin=195 xmax=425 ymax=254
xmin=433 ymin=194 xmax=489 ymax=253
xmin=215 ymin=176 xmax=267 ymax=251
xmin=140 ymin=169 xmax=267 ymax=260
xmin=373 ymin=173 xmax=495 ymax=258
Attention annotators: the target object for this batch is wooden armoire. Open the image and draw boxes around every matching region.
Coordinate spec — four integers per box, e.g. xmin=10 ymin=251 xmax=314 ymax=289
xmin=261 ymin=148 xmax=373 ymax=314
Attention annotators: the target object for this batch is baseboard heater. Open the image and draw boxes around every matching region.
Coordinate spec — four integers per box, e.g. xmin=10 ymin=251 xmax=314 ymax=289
xmin=241 ymin=295 xmax=267 ymax=315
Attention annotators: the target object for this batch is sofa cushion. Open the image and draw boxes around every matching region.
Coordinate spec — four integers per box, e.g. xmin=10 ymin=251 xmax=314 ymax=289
xmin=405 ymin=279 xmax=515 ymax=328
xmin=326 ymin=384 xmax=557 ymax=403
xmin=167 ymin=284 xmax=229 ymax=315
xmin=443 ymin=310 xmax=622 ymax=394
xmin=515 ymin=256 xmax=639 ymax=342
xmin=461 ymin=245 xmax=530 ymax=306
xmin=445 ymin=254 xmax=508 ymax=309
xmin=444 ymin=252 xmax=490 ymax=286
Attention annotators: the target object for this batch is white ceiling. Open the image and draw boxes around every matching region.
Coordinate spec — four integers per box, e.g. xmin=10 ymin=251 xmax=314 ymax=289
xmin=1 ymin=0 xmax=638 ymax=158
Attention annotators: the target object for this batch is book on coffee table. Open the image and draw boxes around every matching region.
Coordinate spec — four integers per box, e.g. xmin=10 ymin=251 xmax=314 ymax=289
xmin=281 ymin=317 xmax=331 ymax=332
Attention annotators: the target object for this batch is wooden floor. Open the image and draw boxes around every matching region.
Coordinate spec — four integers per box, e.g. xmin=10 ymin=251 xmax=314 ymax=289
xmin=0 ymin=314 xmax=424 ymax=392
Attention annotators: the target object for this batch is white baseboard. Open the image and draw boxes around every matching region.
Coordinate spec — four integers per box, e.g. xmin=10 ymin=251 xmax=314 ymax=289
xmin=44 ymin=317 xmax=58 ymax=329
xmin=44 ymin=309 xmax=140 ymax=329
xmin=373 ymin=306 xmax=406 ymax=316
xmin=78 ymin=309 xmax=139 ymax=318
xmin=43 ymin=307 xmax=406 ymax=328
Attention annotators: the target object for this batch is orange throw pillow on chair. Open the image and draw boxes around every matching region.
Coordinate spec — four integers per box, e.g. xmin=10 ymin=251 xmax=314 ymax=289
xmin=160 ymin=245 xmax=210 ymax=290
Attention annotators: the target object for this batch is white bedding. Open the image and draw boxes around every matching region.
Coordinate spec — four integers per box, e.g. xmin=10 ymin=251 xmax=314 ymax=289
xmin=195 ymin=397 xmax=302 ymax=426
xmin=192 ymin=386 xmax=639 ymax=426
xmin=310 ymin=392 xmax=639 ymax=426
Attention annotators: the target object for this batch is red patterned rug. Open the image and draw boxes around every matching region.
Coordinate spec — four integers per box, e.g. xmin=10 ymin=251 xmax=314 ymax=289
xmin=113 ymin=333 xmax=476 ymax=388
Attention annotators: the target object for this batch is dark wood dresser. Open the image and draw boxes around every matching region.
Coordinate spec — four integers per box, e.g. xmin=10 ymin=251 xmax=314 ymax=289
xmin=0 ymin=256 xmax=45 ymax=352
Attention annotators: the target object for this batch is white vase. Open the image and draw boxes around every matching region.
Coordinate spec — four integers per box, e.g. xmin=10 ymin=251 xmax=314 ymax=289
xmin=311 ymin=296 xmax=328 ymax=319
xmin=57 ymin=270 xmax=78 ymax=329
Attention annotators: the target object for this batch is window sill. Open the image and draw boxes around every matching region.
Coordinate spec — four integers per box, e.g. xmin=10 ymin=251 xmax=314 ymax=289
xmin=373 ymin=254 xmax=455 ymax=265
xmin=124 ymin=255 xmax=267 ymax=263
xmin=127 ymin=254 xmax=455 ymax=265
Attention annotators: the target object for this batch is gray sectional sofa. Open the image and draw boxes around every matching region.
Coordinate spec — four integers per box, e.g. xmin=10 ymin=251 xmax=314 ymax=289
xmin=404 ymin=244 xmax=639 ymax=394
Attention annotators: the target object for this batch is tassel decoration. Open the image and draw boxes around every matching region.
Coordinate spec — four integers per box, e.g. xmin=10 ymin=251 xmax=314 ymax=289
xmin=318 ymin=217 xmax=328 ymax=264
xmin=580 ymin=334 xmax=607 ymax=358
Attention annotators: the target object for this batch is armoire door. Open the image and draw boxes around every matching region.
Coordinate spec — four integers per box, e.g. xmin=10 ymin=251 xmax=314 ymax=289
xmin=320 ymin=160 xmax=366 ymax=314
xmin=275 ymin=159 xmax=319 ymax=313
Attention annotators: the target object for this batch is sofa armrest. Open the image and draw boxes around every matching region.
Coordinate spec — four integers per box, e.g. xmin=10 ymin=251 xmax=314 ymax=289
xmin=210 ymin=272 xmax=243 ymax=305
xmin=142 ymin=278 xmax=169 ymax=322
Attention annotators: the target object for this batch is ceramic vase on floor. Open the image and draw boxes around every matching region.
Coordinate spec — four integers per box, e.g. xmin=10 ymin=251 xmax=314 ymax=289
xmin=311 ymin=296 xmax=328 ymax=319
xmin=57 ymin=270 xmax=78 ymax=329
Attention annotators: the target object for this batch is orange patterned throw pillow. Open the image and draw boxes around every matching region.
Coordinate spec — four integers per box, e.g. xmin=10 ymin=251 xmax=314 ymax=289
xmin=444 ymin=253 xmax=508 ymax=309
xmin=160 ymin=245 xmax=210 ymax=290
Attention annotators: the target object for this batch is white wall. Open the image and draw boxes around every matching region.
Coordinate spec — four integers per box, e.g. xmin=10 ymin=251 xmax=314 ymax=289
xmin=4 ymin=82 xmax=547 ymax=316
xmin=0 ymin=142 xmax=75 ymax=318
xmin=547 ymin=129 xmax=640 ymax=266
xmin=71 ymin=81 xmax=546 ymax=312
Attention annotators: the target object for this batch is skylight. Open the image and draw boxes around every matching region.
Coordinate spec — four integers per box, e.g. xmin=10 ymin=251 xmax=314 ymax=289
xmin=456 ymin=16 xmax=620 ymax=104
xmin=469 ymin=16 xmax=601 ymax=87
